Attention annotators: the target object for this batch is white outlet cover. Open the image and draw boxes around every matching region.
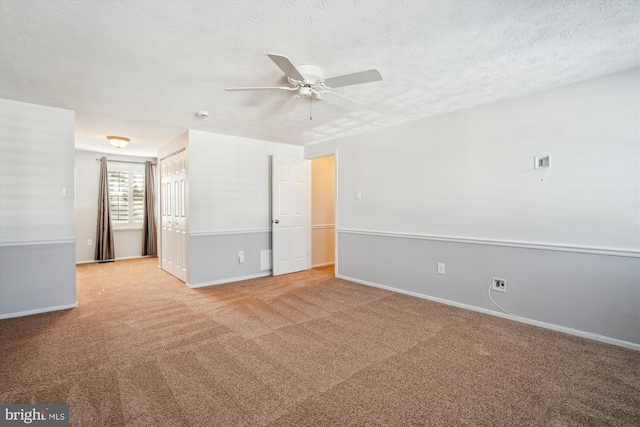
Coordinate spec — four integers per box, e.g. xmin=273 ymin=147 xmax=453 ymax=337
xmin=437 ymin=263 xmax=445 ymax=275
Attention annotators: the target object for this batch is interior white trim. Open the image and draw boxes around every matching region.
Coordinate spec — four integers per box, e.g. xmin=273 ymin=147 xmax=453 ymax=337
xmin=307 ymin=160 xmax=312 ymax=271
xmin=112 ymin=226 xmax=144 ymax=232
xmin=0 ymin=302 xmax=78 ymax=320
xmin=337 ymin=274 xmax=640 ymax=351
xmin=188 ymin=272 xmax=271 ymax=288
xmin=190 ymin=229 xmax=271 ymax=237
xmin=334 ymin=151 xmax=339 ymax=276
xmin=337 ymin=228 xmax=639 ymax=258
xmin=0 ymin=239 xmax=75 ymax=247
xmin=305 ymin=148 xmax=338 ymax=158
xmin=159 ymin=147 xmax=186 ymax=161
xmin=311 ymin=224 xmax=335 ymax=230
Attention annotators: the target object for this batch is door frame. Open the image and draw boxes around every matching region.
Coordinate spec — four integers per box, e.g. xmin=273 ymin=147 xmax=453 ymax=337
xmin=305 ymin=148 xmax=339 ymax=276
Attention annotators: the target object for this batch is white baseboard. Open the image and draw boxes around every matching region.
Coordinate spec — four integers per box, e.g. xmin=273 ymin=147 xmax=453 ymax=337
xmin=312 ymin=262 xmax=335 ymax=268
xmin=0 ymin=302 xmax=78 ymax=320
xmin=188 ymin=272 xmax=272 ymax=289
xmin=337 ymin=274 xmax=640 ymax=352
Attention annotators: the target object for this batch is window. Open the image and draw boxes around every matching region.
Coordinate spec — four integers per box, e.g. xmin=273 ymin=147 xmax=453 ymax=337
xmin=108 ymin=167 xmax=144 ymax=226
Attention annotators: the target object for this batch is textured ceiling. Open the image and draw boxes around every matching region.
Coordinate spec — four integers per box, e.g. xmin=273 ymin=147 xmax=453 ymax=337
xmin=1 ymin=0 xmax=638 ymax=157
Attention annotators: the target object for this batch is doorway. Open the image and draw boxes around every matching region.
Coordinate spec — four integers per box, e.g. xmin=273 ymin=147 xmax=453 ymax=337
xmin=310 ymin=154 xmax=335 ymax=275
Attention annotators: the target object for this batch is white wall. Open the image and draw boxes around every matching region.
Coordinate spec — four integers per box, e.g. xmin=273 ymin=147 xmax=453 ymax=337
xmin=188 ymin=130 xmax=304 ymax=234
xmin=187 ymin=130 xmax=303 ymax=286
xmin=1 ymin=99 xmax=76 ymax=242
xmin=0 ymin=98 xmax=76 ymax=318
xmin=75 ymin=150 xmax=157 ymax=263
xmin=305 ymin=69 xmax=640 ymax=347
xmin=309 ymin=69 xmax=639 ymax=251
xmin=311 ymin=155 xmax=335 ymax=267
xmin=158 ymin=131 xmax=188 ymax=159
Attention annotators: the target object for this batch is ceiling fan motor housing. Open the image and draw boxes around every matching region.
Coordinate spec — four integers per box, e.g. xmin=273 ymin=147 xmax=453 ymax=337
xmin=288 ymin=64 xmax=323 ymax=85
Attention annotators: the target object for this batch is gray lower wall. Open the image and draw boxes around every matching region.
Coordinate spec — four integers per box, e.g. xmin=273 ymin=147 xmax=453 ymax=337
xmin=337 ymin=231 xmax=640 ymax=345
xmin=0 ymin=242 xmax=77 ymax=318
xmin=189 ymin=232 xmax=271 ymax=287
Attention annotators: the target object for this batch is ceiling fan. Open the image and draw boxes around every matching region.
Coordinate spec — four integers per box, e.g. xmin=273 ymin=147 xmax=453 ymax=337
xmin=225 ymin=53 xmax=382 ymax=115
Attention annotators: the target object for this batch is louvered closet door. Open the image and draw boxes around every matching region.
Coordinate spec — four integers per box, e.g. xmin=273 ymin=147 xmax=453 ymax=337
xmin=161 ymin=151 xmax=188 ymax=282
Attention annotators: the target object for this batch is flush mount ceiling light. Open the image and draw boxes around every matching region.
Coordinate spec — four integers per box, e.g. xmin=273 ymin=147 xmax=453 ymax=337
xmin=106 ymin=135 xmax=130 ymax=148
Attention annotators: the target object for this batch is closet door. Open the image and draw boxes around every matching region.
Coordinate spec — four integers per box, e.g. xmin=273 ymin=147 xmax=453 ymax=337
xmin=161 ymin=161 xmax=174 ymax=274
xmin=173 ymin=156 xmax=188 ymax=282
xmin=161 ymin=151 xmax=188 ymax=281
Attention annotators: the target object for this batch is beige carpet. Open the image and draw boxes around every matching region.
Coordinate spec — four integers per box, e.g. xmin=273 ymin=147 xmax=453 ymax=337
xmin=1 ymin=258 xmax=638 ymax=426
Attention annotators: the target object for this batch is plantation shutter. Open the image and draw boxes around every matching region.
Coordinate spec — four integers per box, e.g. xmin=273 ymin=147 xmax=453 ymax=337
xmin=109 ymin=170 xmax=129 ymax=222
xmin=108 ymin=169 xmax=145 ymax=224
xmin=132 ymin=171 xmax=144 ymax=223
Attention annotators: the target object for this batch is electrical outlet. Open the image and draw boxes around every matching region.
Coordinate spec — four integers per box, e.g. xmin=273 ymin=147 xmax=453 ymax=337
xmin=238 ymin=251 xmax=245 ymax=264
xmin=492 ymin=278 xmax=506 ymax=293
xmin=87 ymin=239 xmax=93 ymax=246
xmin=437 ymin=263 xmax=445 ymax=275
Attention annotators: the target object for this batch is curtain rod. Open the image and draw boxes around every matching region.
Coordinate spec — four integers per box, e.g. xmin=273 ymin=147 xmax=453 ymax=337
xmin=96 ymin=158 xmax=156 ymax=166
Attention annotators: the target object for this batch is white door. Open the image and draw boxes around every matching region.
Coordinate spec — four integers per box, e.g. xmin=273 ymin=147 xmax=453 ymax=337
xmin=173 ymin=156 xmax=188 ymax=282
xmin=161 ymin=151 xmax=188 ymax=282
xmin=272 ymin=155 xmax=309 ymax=276
xmin=161 ymin=161 xmax=174 ymax=274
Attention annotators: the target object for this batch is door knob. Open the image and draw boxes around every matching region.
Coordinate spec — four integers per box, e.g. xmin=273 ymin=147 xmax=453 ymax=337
xmin=274 ymin=219 xmax=280 ymax=224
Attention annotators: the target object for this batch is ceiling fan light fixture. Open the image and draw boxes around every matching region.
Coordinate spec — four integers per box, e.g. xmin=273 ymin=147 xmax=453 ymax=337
xmin=106 ymin=135 xmax=130 ymax=148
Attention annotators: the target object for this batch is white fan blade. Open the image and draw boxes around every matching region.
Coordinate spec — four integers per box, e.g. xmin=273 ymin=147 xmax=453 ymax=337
xmin=280 ymin=96 xmax=301 ymax=113
xmin=267 ymin=54 xmax=307 ymax=82
xmin=318 ymin=91 xmax=363 ymax=111
xmin=225 ymin=86 xmax=294 ymax=91
xmin=322 ymin=69 xmax=382 ymax=89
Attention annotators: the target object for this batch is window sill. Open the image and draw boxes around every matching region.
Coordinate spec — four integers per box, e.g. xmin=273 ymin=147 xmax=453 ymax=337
xmin=113 ymin=226 xmax=143 ymax=232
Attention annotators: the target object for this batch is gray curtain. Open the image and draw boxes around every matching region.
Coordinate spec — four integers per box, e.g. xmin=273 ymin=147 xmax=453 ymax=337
xmin=142 ymin=160 xmax=157 ymax=256
xmin=95 ymin=157 xmax=115 ymax=261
